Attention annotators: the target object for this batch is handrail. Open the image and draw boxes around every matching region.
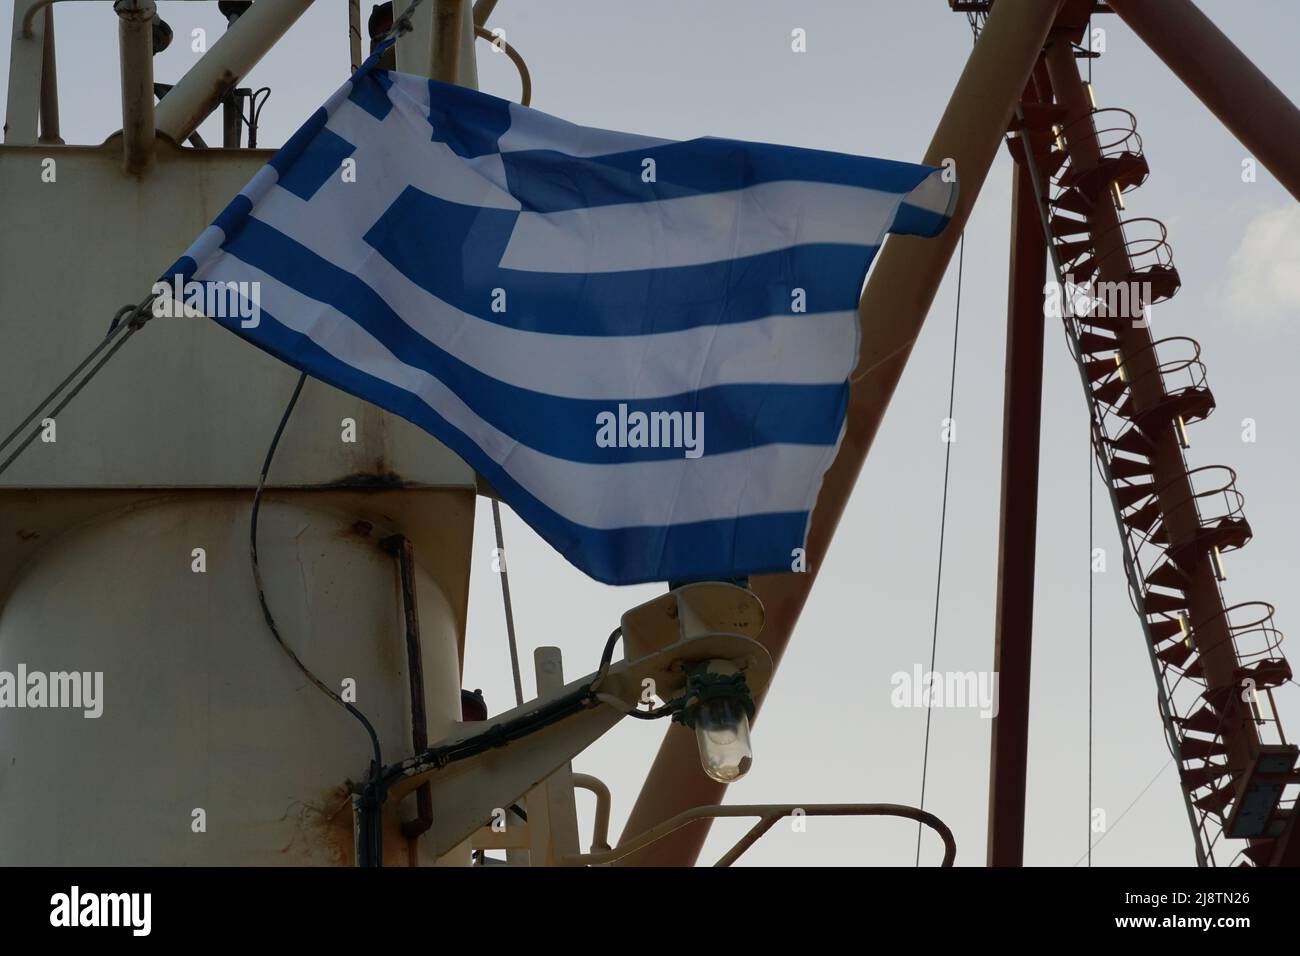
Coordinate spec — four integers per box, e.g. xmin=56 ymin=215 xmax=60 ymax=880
xmin=1161 ymin=465 xmax=1244 ymax=533
xmin=1059 ymin=106 xmax=1141 ymax=154
xmin=1160 ymin=607 xmax=1289 ymax=801
xmin=1117 ymin=335 xmax=1204 ymax=394
xmin=1188 ymin=601 xmax=1285 ymax=665
xmin=1091 ymin=352 xmax=1208 ymax=416
xmin=1146 ymin=464 xmax=1237 ymax=511
xmin=1162 ymin=601 xmax=1286 ymax=707
xmin=571 ymin=772 xmax=612 ymax=852
xmin=1053 ymin=107 xmax=1145 ymax=186
xmin=1111 ymin=463 xmax=1243 ymax=587
xmin=563 ymin=803 xmax=957 ymax=867
xmin=1085 ymin=216 xmax=1175 ymax=275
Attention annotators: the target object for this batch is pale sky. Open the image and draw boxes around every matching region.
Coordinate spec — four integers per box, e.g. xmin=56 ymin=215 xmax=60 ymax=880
xmin=5 ymin=0 xmax=1299 ymax=866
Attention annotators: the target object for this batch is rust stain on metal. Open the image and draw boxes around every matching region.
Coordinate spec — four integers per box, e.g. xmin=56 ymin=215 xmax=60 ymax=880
xmin=325 ymin=471 xmax=406 ymax=489
xmin=277 ymin=786 xmax=352 ymax=866
xmin=212 ymin=69 xmax=239 ymax=105
xmin=281 ymin=783 xmax=420 ymax=866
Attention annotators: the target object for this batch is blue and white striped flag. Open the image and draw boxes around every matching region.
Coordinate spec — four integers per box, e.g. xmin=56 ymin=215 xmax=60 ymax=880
xmin=163 ymin=51 xmax=956 ymax=586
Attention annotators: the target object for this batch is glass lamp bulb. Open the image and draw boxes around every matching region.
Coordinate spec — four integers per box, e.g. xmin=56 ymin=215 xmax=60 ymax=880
xmin=694 ymin=696 xmax=753 ymax=783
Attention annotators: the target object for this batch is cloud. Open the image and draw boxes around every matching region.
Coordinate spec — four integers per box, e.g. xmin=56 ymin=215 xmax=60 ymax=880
xmin=1224 ymin=205 xmax=1300 ymax=327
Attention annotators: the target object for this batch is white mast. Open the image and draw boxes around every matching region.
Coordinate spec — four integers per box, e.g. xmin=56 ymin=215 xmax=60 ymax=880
xmin=0 ymin=0 xmax=478 ymax=865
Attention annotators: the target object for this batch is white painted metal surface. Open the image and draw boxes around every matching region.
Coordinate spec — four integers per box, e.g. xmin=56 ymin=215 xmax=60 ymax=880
xmin=0 ymin=492 xmax=469 ymax=864
xmin=4 ymin=0 xmax=46 ymax=144
xmin=115 ymin=0 xmax=155 ymax=173
xmin=0 ymin=2 xmax=483 ymax=866
xmin=0 ymin=146 xmax=474 ymax=490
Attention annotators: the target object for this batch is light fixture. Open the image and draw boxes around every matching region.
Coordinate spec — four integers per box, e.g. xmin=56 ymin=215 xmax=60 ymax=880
xmin=673 ymin=660 xmax=755 ymax=783
xmin=218 ymin=1 xmax=253 ymax=24
xmin=1211 ymin=545 xmax=1227 ymax=582
xmin=151 ymin=14 xmax=172 ymax=55
xmin=1175 ymin=415 xmax=1190 ymax=449
xmin=1085 ymin=82 xmax=1097 ymax=109
xmin=461 ymin=688 xmax=488 ymax=722
xmin=1248 ymin=683 xmax=1272 ymax=723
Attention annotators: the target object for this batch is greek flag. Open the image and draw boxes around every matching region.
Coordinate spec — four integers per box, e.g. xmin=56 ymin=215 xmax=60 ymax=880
xmin=164 ymin=51 xmax=956 ymax=586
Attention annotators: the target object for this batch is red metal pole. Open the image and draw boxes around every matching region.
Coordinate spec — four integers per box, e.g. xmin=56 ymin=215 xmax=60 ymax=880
xmin=986 ymin=116 xmax=1049 ymax=868
xmin=1108 ymin=0 xmax=1300 ymax=203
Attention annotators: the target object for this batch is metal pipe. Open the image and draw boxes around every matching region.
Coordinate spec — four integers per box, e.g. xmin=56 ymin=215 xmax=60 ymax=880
xmin=491 ymin=498 xmax=525 ymax=706
xmin=617 ymin=0 xmax=1067 ymax=867
xmin=348 ymin=0 xmax=362 ymax=72
xmin=115 ymin=0 xmax=155 ymax=174
xmin=472 ymin=0 xmax=499 ymax=29
xmin=474 ymin=25 xmax=531 ymax=107
xmin=154 ymin=0 xmax=314 ymax=145
xmin=397 ymin=0 xmax=476 ymax=89
xmin=221 ymin=92 xmax=242 ymax=148
xmin=382 ymin=534 xmax=434 ymax=841
xmin=19 ymin=0 xmax=56 ymax=39
xmin=1108 ymin=0 xmax=1300 ymax=203
xmin=570 ymin=773 xmax=611 ymax=852
xmin=6 ymin=0 xmax=45 ymax=144
xmin=432 ymin=0 xmax=466 ymax=85
xmin=37 ymin=5 xmax=61 ymax=144
xmin=986 ymin=101 xmax=1048 ymax=867
xmin=588 ymin=803 xmax=955 ymax=868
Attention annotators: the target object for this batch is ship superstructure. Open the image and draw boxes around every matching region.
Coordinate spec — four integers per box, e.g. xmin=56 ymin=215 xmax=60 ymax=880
xmin=2 ymin=0 xmax=1299 ymax=868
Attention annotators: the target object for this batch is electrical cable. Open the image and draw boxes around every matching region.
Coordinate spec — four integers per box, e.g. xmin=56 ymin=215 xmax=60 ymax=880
xmin=0 ymin=319 xmax=128 ymax=458
xmin=383 ymin=682 xmax=596 ymax=786
xmin=909 ymin=1 xmax=978 ymax=869
xmin=1071 ymin=756 xmax=1173 ymax=867
xmin=249 ymin=371 xmax=384 ymax=777
xmin=0 ymin=293 xmax=157 ymax=477
xmin=594 ymin=692 xmax=680 ymax=721
xmin=107 ymin=303 xmax=136 ymax=334
xmin=1088 ymin=397 xmax=1094 ymax=867
xmin=384 ymin=623 xmax=683 ymax=789
xmin=490 ymin=498 xmax=525 ymax=707
xmin=914 ymin=232 xmax=964 ymax=867
xmin=239 ymin=86 xmax=271 ymax=148
xmin=589 ymin=625 xmax=682 ymax=719
xmin=591 ymin=625 xmax=624 ymax=693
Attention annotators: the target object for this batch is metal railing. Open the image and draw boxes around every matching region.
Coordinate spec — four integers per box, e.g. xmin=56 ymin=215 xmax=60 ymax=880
xmin=1054 ymin=107 xmax=1147 ymax=192
xmin=562 ymin=803 xmax=957 ymax=867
